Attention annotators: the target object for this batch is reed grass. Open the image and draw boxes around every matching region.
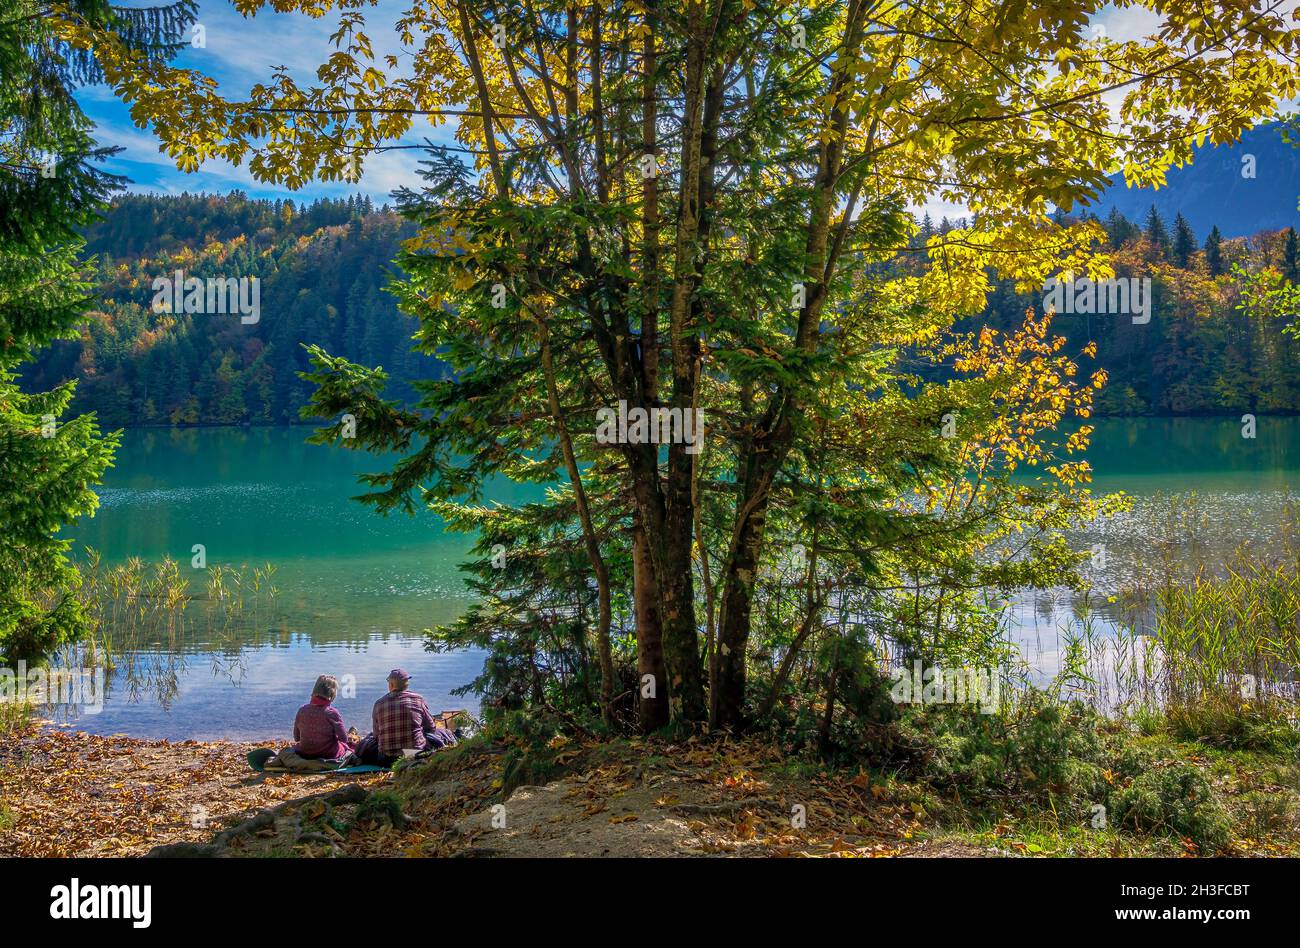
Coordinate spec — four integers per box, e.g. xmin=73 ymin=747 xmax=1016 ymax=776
xmin=55 ymin=552 xmax=279 ymax=708
xmin=1052 ymin=536 xmax=1300 ymax=749
xmin=0 ymin=695 xmax=32 ymax=740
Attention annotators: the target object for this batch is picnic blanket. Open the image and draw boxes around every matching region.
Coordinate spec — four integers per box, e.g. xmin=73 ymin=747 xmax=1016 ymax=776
xmin=247 ymin=747 xmax=387 ymax=774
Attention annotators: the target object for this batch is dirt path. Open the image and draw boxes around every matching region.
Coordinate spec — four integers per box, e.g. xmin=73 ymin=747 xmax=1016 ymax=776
xmin=428 ymin=735 xmax=997 ymax=857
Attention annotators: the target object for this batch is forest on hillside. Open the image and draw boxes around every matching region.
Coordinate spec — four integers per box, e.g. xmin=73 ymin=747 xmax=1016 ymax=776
xmin=972 ymin=207 xmax=1300 ymax=415
xmin=20 ymin=193 xmax=1300 ymax=426
xmin=19 ymin=193 xmax=443 ymax=426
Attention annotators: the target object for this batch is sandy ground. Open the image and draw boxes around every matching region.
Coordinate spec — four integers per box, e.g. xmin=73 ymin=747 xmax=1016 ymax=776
xmin=453 ymin=777 xmax=713 ymax=857
xmin=431 ymin=735 xmax=997 ymax=858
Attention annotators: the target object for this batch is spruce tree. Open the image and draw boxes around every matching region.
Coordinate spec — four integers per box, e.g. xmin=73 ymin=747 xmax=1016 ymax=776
xmin=0 ymin=1 xmax=195 ymax=660
xmin=1172 ymin=213 xmax=1196 ymax=268
xmin=1144 ymin=204 xmax=1170 ymax=254
xmin=1205 ymin=225 xmax=1226 ymax=277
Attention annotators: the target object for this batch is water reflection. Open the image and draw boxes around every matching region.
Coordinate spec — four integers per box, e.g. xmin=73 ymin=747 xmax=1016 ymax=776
xmin=51 ymin=419 xmax=1300 ymax=736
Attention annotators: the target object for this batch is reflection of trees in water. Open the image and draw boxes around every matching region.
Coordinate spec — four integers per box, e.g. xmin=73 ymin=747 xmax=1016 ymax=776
xmin=57 ymin=554 xmax=278 ymax=710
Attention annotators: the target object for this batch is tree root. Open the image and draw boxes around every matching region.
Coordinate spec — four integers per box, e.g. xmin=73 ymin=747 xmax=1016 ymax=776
xmin=669 ymin=799 xmax=783 ymax=817
xmin=147 ymin=783 xmax=371 ymax=858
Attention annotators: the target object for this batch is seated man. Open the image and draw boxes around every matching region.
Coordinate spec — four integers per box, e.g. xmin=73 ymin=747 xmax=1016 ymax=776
xmin=292 ymin=674 xmax=354 ymax=761
xmin=363 ymin=668 xmax=456 ymax=767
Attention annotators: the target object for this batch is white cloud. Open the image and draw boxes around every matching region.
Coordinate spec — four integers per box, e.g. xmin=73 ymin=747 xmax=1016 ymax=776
xmin=1094 ymin=4 xmax=1164 ymax=43
xmin=82 ymin=1 xmax=454 ymax=202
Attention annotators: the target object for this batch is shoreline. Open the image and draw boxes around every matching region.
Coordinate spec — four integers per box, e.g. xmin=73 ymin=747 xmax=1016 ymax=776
xmin=80 ymin=413 xmax=1300 ymax=433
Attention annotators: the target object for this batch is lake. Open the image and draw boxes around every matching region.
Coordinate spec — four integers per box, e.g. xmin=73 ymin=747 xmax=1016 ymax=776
xmin=58 ymin=427 xmax=540 ymax=740
xmin=49 ymin=418 xmax=1300 ymax=739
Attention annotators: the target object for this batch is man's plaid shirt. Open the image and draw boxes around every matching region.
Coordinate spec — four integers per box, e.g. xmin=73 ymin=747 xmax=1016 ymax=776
xmin=372 ymin=688 xmax=437 ymax=755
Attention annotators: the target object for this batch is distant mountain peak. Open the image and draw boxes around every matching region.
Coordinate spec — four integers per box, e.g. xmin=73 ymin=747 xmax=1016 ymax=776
xmin=1086 ymin=122 xmax=1300 ymax=239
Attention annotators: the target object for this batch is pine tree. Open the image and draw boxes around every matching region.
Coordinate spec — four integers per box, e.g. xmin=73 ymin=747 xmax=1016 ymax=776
xmin=1285 ymin=227 xmax=1298 ymax=284
xmin=1205 ymin=225 xmax=1226 ymax=277
xmin=1172 ymin=213 xmax=1196 ymax=268
xmin=1145 ymin=204 xmax=1170 ymax=254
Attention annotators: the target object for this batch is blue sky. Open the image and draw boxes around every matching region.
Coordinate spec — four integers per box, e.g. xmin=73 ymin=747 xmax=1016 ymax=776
xmin=77 ymin=0 xmax=450 ymax=205
xmin=78 ymin=2 xmax=1160 ymax=212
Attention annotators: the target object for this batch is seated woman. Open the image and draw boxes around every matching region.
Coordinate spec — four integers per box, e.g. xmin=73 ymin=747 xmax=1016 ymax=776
xmin=293 ymin=675 xmax=354 ymax=761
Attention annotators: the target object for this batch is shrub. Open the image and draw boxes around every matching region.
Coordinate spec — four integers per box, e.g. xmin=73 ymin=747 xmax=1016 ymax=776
xmin=1011 ymin=699 xmax=1104 ymax=802
xmin=897 ymin=692 xmax=1105 ymax=817
xmin=1109 ymin=740 xmax=1165 ymax=780
xmin=1110 ymin=764 xmax=1231 ymax=852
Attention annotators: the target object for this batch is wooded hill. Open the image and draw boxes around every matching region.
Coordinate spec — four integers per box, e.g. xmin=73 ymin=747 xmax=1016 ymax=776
xmin=20 ymin=192 xmax=442 ymax=426
xmin=964 ymin=207 xmax=1300 ymax=415
xmin=20 ymin=193 xmax=1300 ymax=425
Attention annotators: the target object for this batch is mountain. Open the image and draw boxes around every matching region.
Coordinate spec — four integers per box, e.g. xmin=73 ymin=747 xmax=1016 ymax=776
xmin=1086 ymin=123 xmax=1300 ymax=240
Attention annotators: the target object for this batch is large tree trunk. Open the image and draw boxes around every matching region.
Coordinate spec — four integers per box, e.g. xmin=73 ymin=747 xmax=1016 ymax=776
xmin=632 ymin=514 xmax=669 ymax=730
xmin=651 ymin=2 xmax=712 ymax=726
xmin=656 ymin=503 xmax=704 ymax=722
xmin=628 ymin=443 xmax=703 ymax=724
xmin=713 ymin=446 xmax=777 ymax=728
xmin=711 ymin=0 xmax=870 ymax=729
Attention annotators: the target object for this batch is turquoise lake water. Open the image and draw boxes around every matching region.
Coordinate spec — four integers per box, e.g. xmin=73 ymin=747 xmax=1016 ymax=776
xmin=46 ymin=417 xmax=1300 ymax=738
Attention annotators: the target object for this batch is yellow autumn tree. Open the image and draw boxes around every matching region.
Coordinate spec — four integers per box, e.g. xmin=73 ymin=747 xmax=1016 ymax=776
xmin=55 ymin=0 xmax=1300 ymax=729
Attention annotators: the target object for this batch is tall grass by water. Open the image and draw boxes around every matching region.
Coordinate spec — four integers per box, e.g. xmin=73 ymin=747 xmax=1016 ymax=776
xmin=1050 ymin=497 xmax=1300 ymax=749
xmin=65 ymin=553 xmax=279 ymax=708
